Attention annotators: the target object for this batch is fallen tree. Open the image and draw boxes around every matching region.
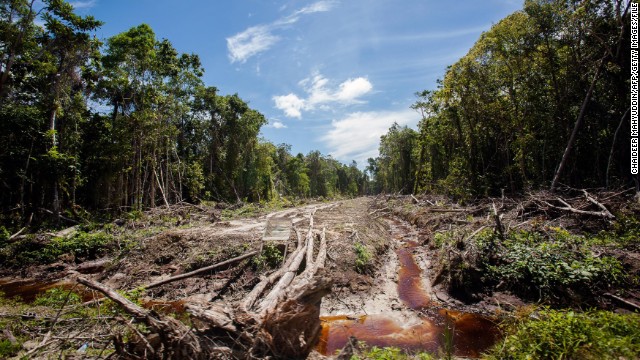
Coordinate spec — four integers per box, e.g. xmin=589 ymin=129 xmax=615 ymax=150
xmin=76 ymin=210 xmax=331 ymax=359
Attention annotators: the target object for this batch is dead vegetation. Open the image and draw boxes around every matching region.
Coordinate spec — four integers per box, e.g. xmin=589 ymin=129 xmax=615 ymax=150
xmin=0 ymin=199 xmax=395 ymax=359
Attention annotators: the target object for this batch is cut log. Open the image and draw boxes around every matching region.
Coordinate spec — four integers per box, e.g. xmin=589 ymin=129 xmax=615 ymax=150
xmin=306 ymin=215 xmax=315 ymax=266
xmin=257 ymin=235 xmax=309 ymax=316
xmin=144 ymin=251 xmax=258 ymax=290
xmin=242 ymin=230 xmax=306 ymax=312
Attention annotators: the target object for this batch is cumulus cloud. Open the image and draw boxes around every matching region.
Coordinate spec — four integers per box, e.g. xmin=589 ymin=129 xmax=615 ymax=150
xmin=227 ymin=1 xmax=336 ymax=63
xmin=273 ymin=73 xmax=373 ymax=118
xmin=320 ymin=109 xmax=420 ymax=165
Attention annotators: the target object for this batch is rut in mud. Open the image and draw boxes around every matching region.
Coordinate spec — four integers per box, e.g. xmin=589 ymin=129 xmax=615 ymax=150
xmin=0 ymin=198 xmax=503 ymax=358
xmin=318 ymin=217 xmax=500 ymax=358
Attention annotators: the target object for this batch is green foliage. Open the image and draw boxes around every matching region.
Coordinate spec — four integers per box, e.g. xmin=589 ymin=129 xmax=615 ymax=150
xmin=0 ymin=230 xmax=113 ymax=266
xmin=487 ymin=309 xmax=640 ymax=360
xmin=33 ymin=287 xmax=81 ymax=307
xmin=485 ymin=229 xmax=625 ymax=300
xmin=0 ymin=339 xmax=21 ymax=358
xmin=354 ymin=242 xmax=372 ymax=274
xmin=373 ymin=0 xmax=631 ymax=197
xmin=350 ymin=347 xmax=434 ymax=360
xmin=252 ymin=243 xmax=285 ymax=271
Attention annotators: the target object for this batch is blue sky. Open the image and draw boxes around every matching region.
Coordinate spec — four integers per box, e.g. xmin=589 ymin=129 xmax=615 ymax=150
xmin=71 ymin=0 xmax=523 ymax=166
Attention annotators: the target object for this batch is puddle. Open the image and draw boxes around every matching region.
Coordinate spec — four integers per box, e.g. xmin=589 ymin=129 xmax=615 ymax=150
xmin=317 ymin=218 xmax=500 ymax=357
xmin=0 ymin=279 xmax=70 ymax=303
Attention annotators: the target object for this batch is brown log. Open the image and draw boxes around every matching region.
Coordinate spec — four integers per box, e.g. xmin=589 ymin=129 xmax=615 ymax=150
xmin=257 ymin=217 xmax=313 ymax=316
xmin=306 ymin=215 xmax=315 ymax=266
xmin=144 ymin=250 xmax=258 ymax=290
xmin=242 ymin=230 xmax=305 ymax=312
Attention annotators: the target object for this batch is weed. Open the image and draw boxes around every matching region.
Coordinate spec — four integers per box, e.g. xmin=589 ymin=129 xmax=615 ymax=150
xmin=252 ymin=243 xmax=284 ymax=271
xmin=354 ymin=242 xmax=372 ymax=274
xmin=33 ymin=287 xmax=81 ymax=307
xmin=486 ymin=309 xmax=640 ymax=359
xmin=350 ymin=346 xmax=434 ymax=359
xmin=0 ymin=339 xmax=21 ymax=358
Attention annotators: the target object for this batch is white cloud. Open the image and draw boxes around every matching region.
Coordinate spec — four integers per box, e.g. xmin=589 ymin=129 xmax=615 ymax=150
xmin=273 ymin=73 xmax=373 ymax=118
xmin=320 ymin=109 xmax=420 ymax=165
xmin=273 ymin=94 xmax=305 ymax=118
xmin=336 ymin=77 xmax=373 ymax=102
xmin=69 ymin=0 xmax=96 ymax=9
xmin=270 ymin=121 xmax=288 ymax=129
xmin=227 ymin=25 xmax=280 ymax=64
xmin=227 ymin=1 xmax=336 ymax=63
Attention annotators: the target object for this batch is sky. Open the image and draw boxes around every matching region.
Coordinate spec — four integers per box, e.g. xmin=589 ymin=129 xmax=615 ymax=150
xmin=70 ymin=0 xmax=523 ymax=167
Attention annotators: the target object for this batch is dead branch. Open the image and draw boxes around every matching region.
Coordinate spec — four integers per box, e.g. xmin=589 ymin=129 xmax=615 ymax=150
xmin=604 ymin=293 xmax=640 ymax=311
xmin=78 ymin=276 xmax=208 ymax=360
xmin=582 ymin=190 xmax=615 ymax=219
xmin=8 ymin=227 xmax=25 ymax=240
xmin=144 ymin=251 xmax=258 ymax=290
xmin=541 ymin=197 xmax=615 ymax=219
xmin=368 ymin=207 xmax=389 ymax=216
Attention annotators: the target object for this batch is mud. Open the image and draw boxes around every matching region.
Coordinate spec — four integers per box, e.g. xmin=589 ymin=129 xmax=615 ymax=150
xmin=318 ymin=216 xmax=500 ymax=358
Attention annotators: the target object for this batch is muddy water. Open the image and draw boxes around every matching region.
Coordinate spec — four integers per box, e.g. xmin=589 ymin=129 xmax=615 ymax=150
xmin=317 ymin=218 xmax=500 ymax=357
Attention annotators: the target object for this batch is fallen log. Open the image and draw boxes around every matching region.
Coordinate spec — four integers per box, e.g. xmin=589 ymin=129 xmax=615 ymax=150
xmin=257 ymin=233 xmax=310 ymax=316
xmin=144 ymin=250 xmax=258 ymax=290
xmin=242 ymin=229 xmax=305 ymax=312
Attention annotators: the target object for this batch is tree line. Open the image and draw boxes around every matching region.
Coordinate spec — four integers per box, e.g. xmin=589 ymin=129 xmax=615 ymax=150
xmin=0 ymin=0 xmax=367 ymax=228
xmin=369 ymin=0 xmax=633 ymax=198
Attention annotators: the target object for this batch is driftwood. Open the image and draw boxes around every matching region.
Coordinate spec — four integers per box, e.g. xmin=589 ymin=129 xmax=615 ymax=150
xmin=144 ymin=251 xmax=258 ymax=290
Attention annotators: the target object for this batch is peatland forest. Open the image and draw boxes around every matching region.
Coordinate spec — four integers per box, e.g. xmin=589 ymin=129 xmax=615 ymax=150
xmin=0 ymin=0 xmax=639 ymax=359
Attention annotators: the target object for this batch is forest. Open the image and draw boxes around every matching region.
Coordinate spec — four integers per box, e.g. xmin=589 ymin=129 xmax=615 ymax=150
xmin=0 ymin=0 xmax=366 ymax=231
xmin=369 ymin=0 xmax=632 ymax=198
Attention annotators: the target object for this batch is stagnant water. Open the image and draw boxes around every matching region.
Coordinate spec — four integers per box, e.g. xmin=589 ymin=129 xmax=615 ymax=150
xmin=317 ymin=218 xmax=500 ymax=358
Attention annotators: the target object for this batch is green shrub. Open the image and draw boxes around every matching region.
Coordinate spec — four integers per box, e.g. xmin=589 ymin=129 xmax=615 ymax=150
xmin=486 ymin=309 xmax=640 ymax=360
xmin=486 ymin=230 xmax=625 ymax=300
xmin=354 ymin=242 xmax=372 ymax=274
xmin=252 ymin=243 xmax=284 ymax=271
xmin=0 ymin=339 xmax=21 ymax=358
